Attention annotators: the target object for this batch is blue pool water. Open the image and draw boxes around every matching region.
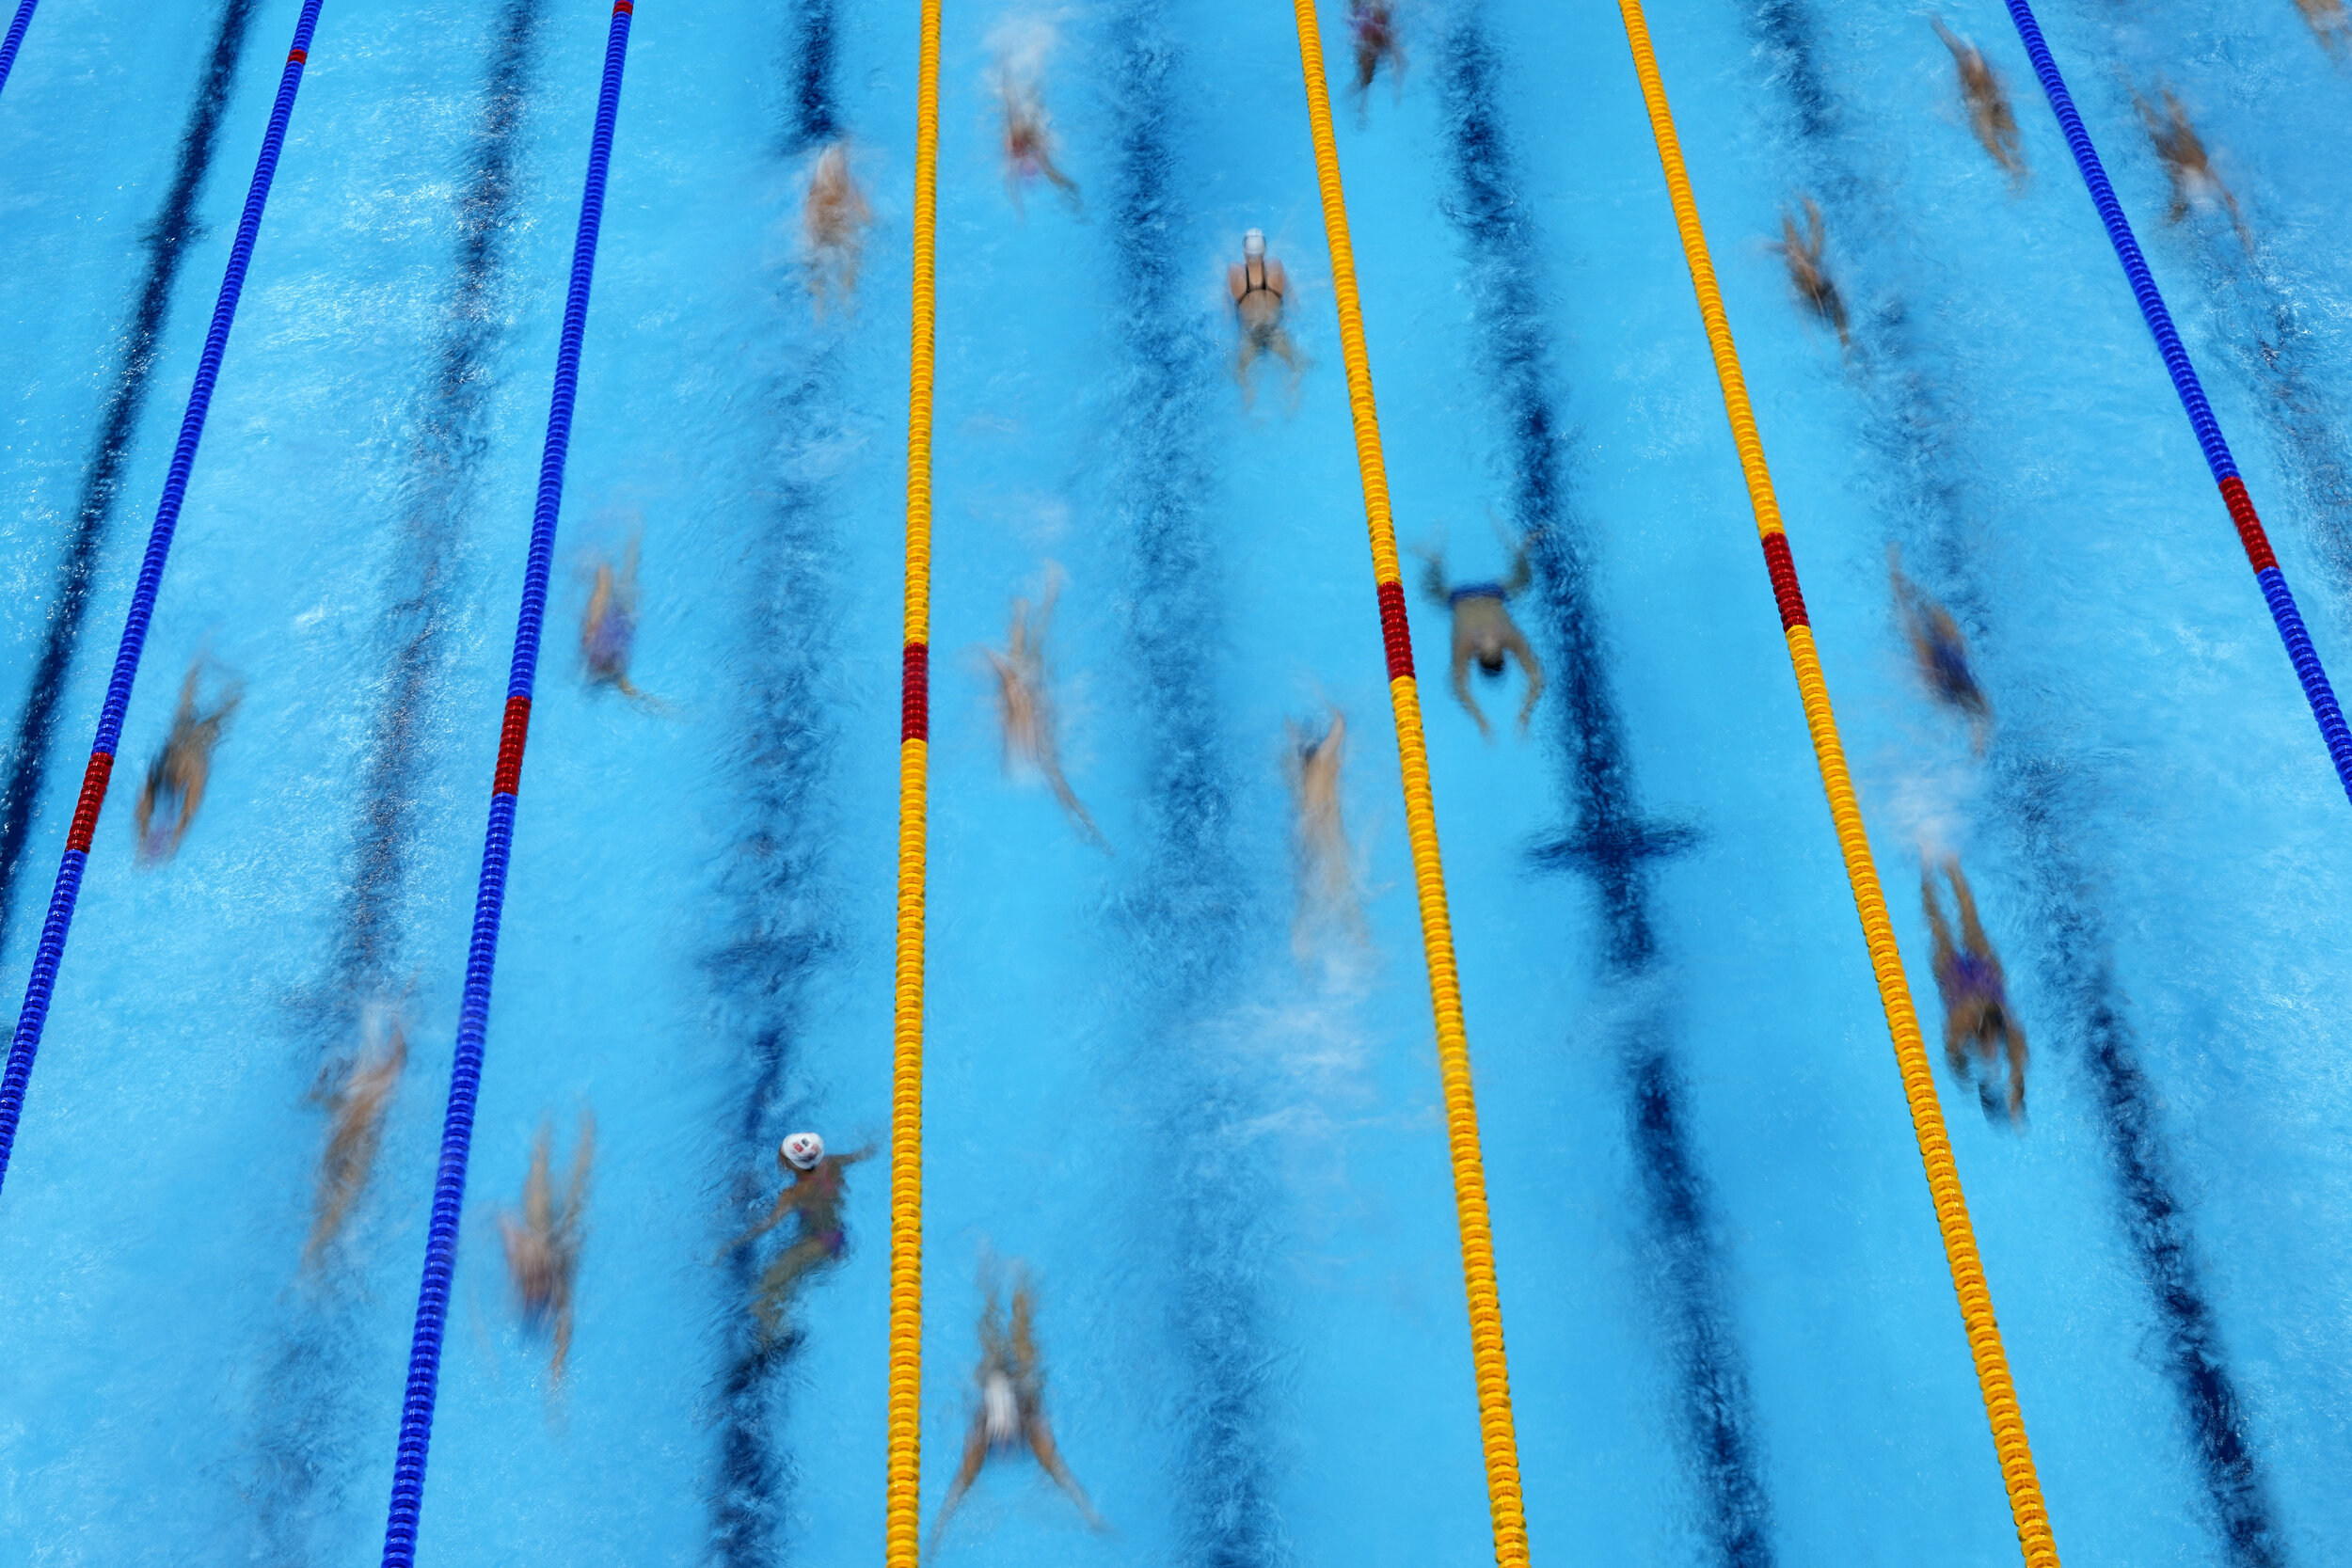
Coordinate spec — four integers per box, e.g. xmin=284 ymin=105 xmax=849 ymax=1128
xmin=1 ymin=0 xmax=2349 ymax=1562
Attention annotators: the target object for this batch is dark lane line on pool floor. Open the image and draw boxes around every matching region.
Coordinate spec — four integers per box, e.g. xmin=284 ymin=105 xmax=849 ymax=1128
xmin=322 ymin=0 xmax=550 ymax=1015
xmin=702 ymin=349 xmax=850 ymax=1567
xmin=702 ymin=6 xmax=855 ymax=1548
xmin=1437 ymin=19 xmax=1775 ymax=1567
xmin=1741 ymin=2 xmax=2285 ymax=1560
xmin=0 ymin=0 xmax=263 ymax=961
xmin=236 ymin=6 xmax=552 ymax=1559
xmin=1102 ymin=3 xmax=1289 ymax=1560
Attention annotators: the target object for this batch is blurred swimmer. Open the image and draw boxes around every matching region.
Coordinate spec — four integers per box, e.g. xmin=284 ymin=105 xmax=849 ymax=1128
xmin=1890 ymin=545 xmax=1992 ymax=752
xmin=304 ymin=1012 xmax=408 ymax=1265
xmin=135 ymin=660 xmax=241 ymax=865
xmin=2135 ymin=86 xmax=2251 ymax=251
xmin=501 ymin=1112 xmax=594 ymax=1382
xmin=806 ymin=142 xmax=872 ymax=315
xmin=927 ymin=1264 xmax=1104 ymax=1559
xmin=1770 ymin=198 xmax=1850 ymax=351
xmin=1931 ymin=18 xmax=2024 ymax=179
xmin=1418 ymin=541 xmax=1544 ymax=738
xmin=723 ymin=1131 xmax=872 ymax=1338
xmin=986 ymin=564 xmax=1106 ymax=850
xmin=1000 ymin=76 xmax=1080 ymax=211
xmin=1349 ymin=0 xmax=1406 ymax=115
xmin=1229 ymin=229 xmax=1305 ymax=401
xmin=582 ymin=537 xmax=654 ymax=704
xmin=1286 ymin=707 xmax=1363 ymax=957
xmin=2294 ymin=0 xmax=2349 ymax=53
xmin=1922 ymin=857 xmax=2027 ymax=1124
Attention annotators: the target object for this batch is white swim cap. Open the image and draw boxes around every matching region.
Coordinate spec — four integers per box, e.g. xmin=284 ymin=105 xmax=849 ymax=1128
xmin=1243 ymin=227 xmax=1266 ymax=258
xmin=781 ymin=1132 xmax=825 ymax=1170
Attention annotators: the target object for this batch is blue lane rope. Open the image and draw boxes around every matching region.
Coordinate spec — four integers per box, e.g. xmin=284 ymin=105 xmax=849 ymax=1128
xmin=0 ymin=1 xmax=39 ymax=99
xmin=376 ymin=5 xmax=633 ymax=1562
xmin=2003 ymin=0 xmax=2352 ymax=802
xmin=0 ymin=4 xmax=326 ymax=1198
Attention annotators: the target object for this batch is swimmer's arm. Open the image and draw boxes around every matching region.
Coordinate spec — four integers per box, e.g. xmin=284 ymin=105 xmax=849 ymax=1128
xmin=1417 ymin=549 xmax=1449 ymax=607
xmin=835 ymin=1145 xmax=879 ymax=1167
xmin=1505 ymin=627 xmax=1545 ymax=730
xmin=925 ymin=1416 xmax=993 ymax=1561
xmin=1228 ymin=263 xmax=1247 ymax=304
xmin=1265 ymin=259 xmax=1287 ymax=298
xmin=1502 ymin=544 xmax=1533 ymax=597
xmin=1948 ymin=866 xmax=1994 ymax=954
xmin=721 ymin=1188 xmax=803 ymax=1255
xmin=1918 ymin=869 xmax=1958 ymax=956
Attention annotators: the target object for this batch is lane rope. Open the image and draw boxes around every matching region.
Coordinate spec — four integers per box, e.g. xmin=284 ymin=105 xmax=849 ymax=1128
xmin=885 ymin=0 xmax=940 ymax=1554
xmin=1609 ymin=3 xmax=2060 ymax=1562
xmin=0 ymin=1 xmax=326 ymax=1200
xmin=0 ymin=0 xmax=38 ymax=99
xmin=2001 ymin=0 xmax=2352 ymax=801
xmin=375 ymin=6 xmax=634 ymax=1562
xmin=1285 ymin=3 xmax=1529 ymax=1562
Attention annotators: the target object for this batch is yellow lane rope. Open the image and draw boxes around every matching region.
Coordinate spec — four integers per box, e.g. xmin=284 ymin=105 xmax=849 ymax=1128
xmin=1286 ymin=3 xmax=1529 ymax=1562
xmin=1609 ymin=3 xmax=2058 ymax=1561
xmin=887 ymin=0 xmax=941 ymax=1556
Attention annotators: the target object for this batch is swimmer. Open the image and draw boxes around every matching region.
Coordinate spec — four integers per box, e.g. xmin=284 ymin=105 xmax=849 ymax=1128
xmin=1417 ymin=540 xmax=1545 ymax=739
xmin=501 ymin=1112 xmax=594 ymax=1382
xmin=304 ymin=1012 xmax=408 ymax=1265
xmin=806 ymin=141 xmax=872 ymax=316
xmin=1348 ymin=0 xmax=1406 ymax=117
xmin=1229 ymin=229 xmax=1305 ymax=402
xmin=582 ymin=537 xmax=654 ymax=704
xmin=2134 ymin=86 xmax=2252 ymax=252
xmin=1771 ymin=197 xmax=1849 ymax=351
xmin=2294 ymin=0 xmax=2348 ymax=54
xmin=134 ymin=660 xmax=240 ymax=865
xmin=986 ymin=564 xmax=1107 ymax=850
xmin=722 ymin=1132 xmax=872 ymax=1338
xmin=1000 ymin=77 xmax=1079 ymax=212
xmin=1890 ymin=545 xmax=1992 ymax=752
xmin=927 ymin=1264 xmax=1104 ymax=1559
xmin=1286 ymin=706 xmax=1363 ymax=957
xmin=1922 ymin=857 xmax=2027 ymax=1124
xmin=1931 ymin=18 xmax=2024 ymax=179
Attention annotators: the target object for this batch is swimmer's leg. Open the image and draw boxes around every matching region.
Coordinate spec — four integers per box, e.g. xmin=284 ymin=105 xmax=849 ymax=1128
xmin=2003 ymin=1023 xmax=2029 ymax=1123
xmin=926 ymin=1414 xmax=993 ymax=1560
xmin=753 ymin=1235 xmax=834 ymax=1334
xmin=1025 ymin=1413 xmax=1105 ymax=1529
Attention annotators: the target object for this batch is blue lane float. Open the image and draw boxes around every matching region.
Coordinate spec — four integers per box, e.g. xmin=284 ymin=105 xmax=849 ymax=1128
xmin=376 ymin=4 xmax=634 ymax=1563
xmin=0 ymin=2 xmax=327 ymax=1198
xmin=0 ymin=0 xmax=40 ymax=99
xmin=2002 ymin=0 xmax=2352 ymax=803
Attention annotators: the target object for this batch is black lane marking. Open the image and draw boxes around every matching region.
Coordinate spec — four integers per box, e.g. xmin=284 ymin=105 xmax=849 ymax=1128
xmin=0 ymin=0 xmax=263 ymax=957
xmin=1438 ymin=17 xmax=1773 ymax=1565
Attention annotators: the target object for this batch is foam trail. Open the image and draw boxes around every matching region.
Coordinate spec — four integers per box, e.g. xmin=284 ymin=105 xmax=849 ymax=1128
xmin=234 ymin=8 xmax=551 ymax=1560
xmin=1736 ymin=0 xmax=2283 ymax=1557
xmin=700 ymin=349 xmax=849 ymax=1564
xmin=325 ymin=0 xmax=550 ymax=1015
xmin=1100 ymin=2 xmax=1289 ymax=1560
xmin=0 ymin=0 xmax=262 ymax=959
xmin=702 ymin=1 xmax=854 ymax=1548
xmin=1435 ymin=13 xmax=1773 ymax=1563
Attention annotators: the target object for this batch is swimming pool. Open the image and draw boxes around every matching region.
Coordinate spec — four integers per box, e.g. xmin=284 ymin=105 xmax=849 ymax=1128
xmin=1 ymin=0 xmax=2348 ymax=1560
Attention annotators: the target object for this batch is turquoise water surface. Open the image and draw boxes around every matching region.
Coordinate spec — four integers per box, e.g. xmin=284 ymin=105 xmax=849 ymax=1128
xmin=0 ymin=0 xmax=2348 ymax=1564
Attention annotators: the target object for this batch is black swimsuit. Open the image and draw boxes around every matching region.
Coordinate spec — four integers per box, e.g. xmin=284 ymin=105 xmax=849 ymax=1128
xmin=1239 ymin=258 xmax=1281 ymax=344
